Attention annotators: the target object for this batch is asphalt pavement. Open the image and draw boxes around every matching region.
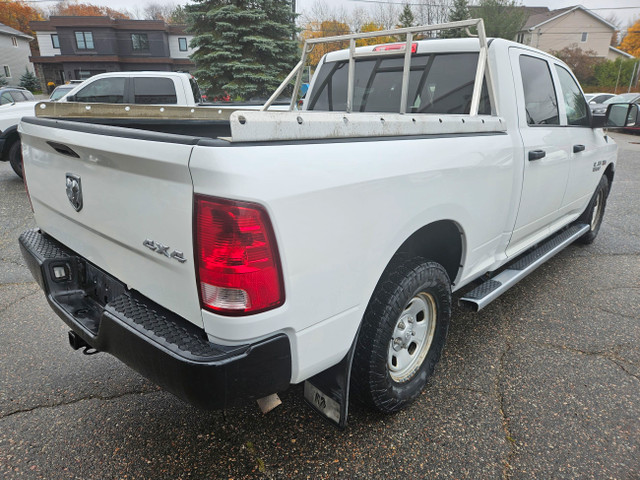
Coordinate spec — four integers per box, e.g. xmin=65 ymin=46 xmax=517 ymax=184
xmin=0 ymin=132 xmax=638 ymax=480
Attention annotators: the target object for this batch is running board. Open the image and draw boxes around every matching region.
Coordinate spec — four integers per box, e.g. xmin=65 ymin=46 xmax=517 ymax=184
xmin=460 ymin=224 xmax=590 ymax=311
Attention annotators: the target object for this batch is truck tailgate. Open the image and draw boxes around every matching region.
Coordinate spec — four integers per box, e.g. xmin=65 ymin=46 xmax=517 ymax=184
xmin=19 ymin=117 xmax=203 ymax=327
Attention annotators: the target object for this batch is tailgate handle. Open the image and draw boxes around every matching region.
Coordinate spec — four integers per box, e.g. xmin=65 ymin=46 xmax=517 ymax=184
xmin=47 ymin=141 xmax=80 ymax=158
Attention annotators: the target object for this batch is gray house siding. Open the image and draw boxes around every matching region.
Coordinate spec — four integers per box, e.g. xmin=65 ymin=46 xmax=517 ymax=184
xmin=0 ymin=26 xmax=34 ymax=87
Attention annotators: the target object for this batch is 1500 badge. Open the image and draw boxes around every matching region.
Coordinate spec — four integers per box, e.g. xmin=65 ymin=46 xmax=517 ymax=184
xmin=593 ymin=160 xmax=606 ymax=172
xmin=143 ymin=239 xmax=187 ymax=263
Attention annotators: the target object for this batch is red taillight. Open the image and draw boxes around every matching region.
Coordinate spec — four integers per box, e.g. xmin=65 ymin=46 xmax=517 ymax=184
xmin=373 ymin=42 xmax=417 ymax=53
xmin=195 ymin=195 xmax=284 ymax=315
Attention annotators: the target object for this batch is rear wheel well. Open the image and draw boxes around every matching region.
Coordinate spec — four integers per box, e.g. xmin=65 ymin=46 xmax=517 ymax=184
xmin=1 ymin=130 xmax=20 ymax=161
xmin=391 ymin=220 xmax=463 ymax=286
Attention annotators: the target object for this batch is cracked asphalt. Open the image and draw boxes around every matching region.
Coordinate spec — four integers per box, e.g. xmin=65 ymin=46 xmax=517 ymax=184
xmin=1 ymin=132 xmax=638 ymax=480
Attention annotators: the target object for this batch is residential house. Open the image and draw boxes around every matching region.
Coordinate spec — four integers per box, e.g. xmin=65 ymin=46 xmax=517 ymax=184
xmin=0 ymin=23 xmax=34 ymax=87
xmin=29 ymin=16 xmax=196 ymax=91
xmin=516 ymin=5 xmax=633 ymax=60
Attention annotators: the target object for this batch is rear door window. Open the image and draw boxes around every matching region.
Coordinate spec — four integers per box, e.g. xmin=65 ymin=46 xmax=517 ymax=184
xmin=308 ymin=52 xmax=491 ymax=114
xmin=519 ymin=55 xmax=559 ymax=125
xmin=74 ymin=77 xmax=126 ymax=103
xmin=10 ymin=91 xmax=27 ymax=102
xmin=133 ymin=77 xmax=177 ymax=104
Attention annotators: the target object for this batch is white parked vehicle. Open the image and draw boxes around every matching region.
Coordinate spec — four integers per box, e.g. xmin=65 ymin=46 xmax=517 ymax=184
xmin=1 ymin=72 xmax=203 ymax=178
xmin=19 ymin=20 xmax=620 ymax=427
xmin=59 ymin=71 xmax=203 ymax=105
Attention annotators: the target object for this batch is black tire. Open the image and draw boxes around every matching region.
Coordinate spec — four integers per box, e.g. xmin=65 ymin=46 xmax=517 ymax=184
xmin=576 ymin=175 xmax=609 ymax=245
xmin=8 ymin=140 xmax=23 ymax=179
xmin=352 ymin=257 xmax=451 ymax=413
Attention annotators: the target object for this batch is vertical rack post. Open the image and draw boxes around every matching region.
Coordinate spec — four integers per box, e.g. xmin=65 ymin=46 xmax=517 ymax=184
xmin=399 ymin=32 xmax=414 ymax=114
xmin=289 ymin=42 xmax=310 ymax=111
xmin=346 ymin=39 xmax=356 ymax=113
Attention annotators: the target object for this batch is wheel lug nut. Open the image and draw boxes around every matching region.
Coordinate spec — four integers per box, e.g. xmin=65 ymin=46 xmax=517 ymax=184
xmin=398 ymin=322 xmax=406 ymax=330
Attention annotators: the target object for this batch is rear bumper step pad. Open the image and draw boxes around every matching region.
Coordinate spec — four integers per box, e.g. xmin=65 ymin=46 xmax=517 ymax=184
xmin=19 ymin=229 xmax=291 ymax=410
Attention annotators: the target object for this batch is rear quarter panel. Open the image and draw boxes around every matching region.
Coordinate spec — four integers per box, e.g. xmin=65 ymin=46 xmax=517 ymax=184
xmin=190 ymin=133 xmax=516 ymax=381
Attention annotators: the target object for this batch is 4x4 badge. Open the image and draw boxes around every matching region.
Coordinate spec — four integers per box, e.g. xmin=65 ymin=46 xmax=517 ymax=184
xmin=65 ymin=173 xmax=83 ymax=212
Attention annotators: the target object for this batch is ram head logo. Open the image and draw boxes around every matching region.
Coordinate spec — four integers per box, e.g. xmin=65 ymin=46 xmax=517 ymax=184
xmin=65 ymin=173 xmax=83 ymax=212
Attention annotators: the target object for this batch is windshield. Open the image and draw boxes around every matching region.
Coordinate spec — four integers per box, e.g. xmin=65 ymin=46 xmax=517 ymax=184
xmin=50 ymin=86 xmax=74 ymax=101
xmin=603 ymin=93 xmax=639 ymax=104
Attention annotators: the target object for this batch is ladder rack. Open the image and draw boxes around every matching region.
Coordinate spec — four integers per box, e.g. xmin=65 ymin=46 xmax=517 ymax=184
xmin=261 ymin=18 xmax=497 ymax=117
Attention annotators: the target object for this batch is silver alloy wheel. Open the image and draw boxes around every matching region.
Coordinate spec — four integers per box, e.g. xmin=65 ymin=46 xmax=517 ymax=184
xmin=388 ymin=292 xmax=437 ymax=383
xmin=590 ymin=188 xmax=605 ymax=232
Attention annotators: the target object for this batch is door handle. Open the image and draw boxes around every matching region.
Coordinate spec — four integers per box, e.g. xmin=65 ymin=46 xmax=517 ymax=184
xmin=528 ymin=150 xmax=546 ymax=161
xmin=573 ymin=144 xmax=586 ymax=153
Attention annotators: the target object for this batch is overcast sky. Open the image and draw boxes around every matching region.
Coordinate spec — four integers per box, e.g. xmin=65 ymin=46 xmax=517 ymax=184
xmin=38 ymin=0 xmax=640 ymax=29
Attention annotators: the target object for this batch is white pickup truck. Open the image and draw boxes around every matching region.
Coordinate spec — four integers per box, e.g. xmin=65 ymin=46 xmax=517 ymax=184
xmin=1 ymin=71 xmax=202 ymax=178
xmin=19 ymin=21 xmax=621 ymax=427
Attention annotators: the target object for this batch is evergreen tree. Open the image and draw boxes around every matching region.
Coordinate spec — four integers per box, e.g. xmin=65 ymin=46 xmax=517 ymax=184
xmin=442 ymin=0 xmax=469 ymax=38
xmin=398 ymin=4 xmax=414 ymax=28
xmin=0 ymin=75 xmax=8 ymax=87
xmin=19 ymin=69 xmax=39 ymax=92
xmin=475 ymin=0 xmax=527 ymax=40
xmin=186 ymin=0 xmax=299 ymax=100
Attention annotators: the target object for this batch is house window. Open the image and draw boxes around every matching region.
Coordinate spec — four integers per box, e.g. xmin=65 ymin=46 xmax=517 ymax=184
xmin=11 ymin=36 xmax=18 ymax=47
xmin=581 ymin=32 xmax=588 ymax=42
xmin=3 ymin=65 xmax=10 ymax=78
xmin=75 ymin=31 xmax=94 ymax=50
xmin=51 ymin=34 xmax=60 ymax=49
xmin=131 ymin=33 xmax=149 ymax=51
xmin=178 ymin=37 xmax=188 ymax=52
xmin=516 ymin=33 xmax=524 ymax=43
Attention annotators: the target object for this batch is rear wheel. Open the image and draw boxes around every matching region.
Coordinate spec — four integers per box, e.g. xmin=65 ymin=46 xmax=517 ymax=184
xmin=352 ymin=258 xmax=451 ymax=413
xmin=8 ymin=140 xmax=23 ymax=179
xmin=576 ymin=175 xmax=609 ymax=244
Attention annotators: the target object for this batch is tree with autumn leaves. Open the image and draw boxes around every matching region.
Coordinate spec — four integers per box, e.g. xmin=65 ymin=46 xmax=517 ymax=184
xmin=0 ymin=1 xmax=44 ymax=38
xmin=49 ymin=2 xmax=131 ymax=19
xmin=619 ymin=19 xmax=640 ymax=58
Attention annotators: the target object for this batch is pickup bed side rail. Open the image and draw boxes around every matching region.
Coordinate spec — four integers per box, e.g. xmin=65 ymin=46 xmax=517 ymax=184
xmin=263 ymin=18 xmax=497 ymax=117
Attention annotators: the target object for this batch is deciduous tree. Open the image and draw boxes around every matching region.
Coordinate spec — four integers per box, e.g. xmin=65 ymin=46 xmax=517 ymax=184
xmin=300 ymin=19 xmax=350 ymax=68
xmin=551 ymin=46 xmax=603 ymax=86
xmin=594 ymin=58 xmax=637 ymax=90
xmin=186 ymin=0 xmax=299 ymax=100
xmin=50 ymin=2 xmax=130 ymax=19
xmin=619 ymin=18 xmax=640 ymax=57
xmin=0 ymin=0 xmax=44 ymax=37
xmin=357 ymin=22 xmax=396 ymax=47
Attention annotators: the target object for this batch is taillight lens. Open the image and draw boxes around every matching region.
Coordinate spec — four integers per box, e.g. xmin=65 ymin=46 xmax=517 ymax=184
xmin=195 ymin=195 xmax=284 ymax=315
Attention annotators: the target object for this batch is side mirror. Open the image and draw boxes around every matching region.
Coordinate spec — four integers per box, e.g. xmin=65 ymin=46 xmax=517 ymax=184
xmin=604 ymin=103 xmax=640 ymax=128
xmin=65 ymin=94 xmax=76 ymax=102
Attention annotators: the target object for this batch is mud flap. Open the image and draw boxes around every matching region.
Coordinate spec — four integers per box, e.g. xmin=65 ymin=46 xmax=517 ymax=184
xmin=303 ymin=333 xmax=359 ymax=429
